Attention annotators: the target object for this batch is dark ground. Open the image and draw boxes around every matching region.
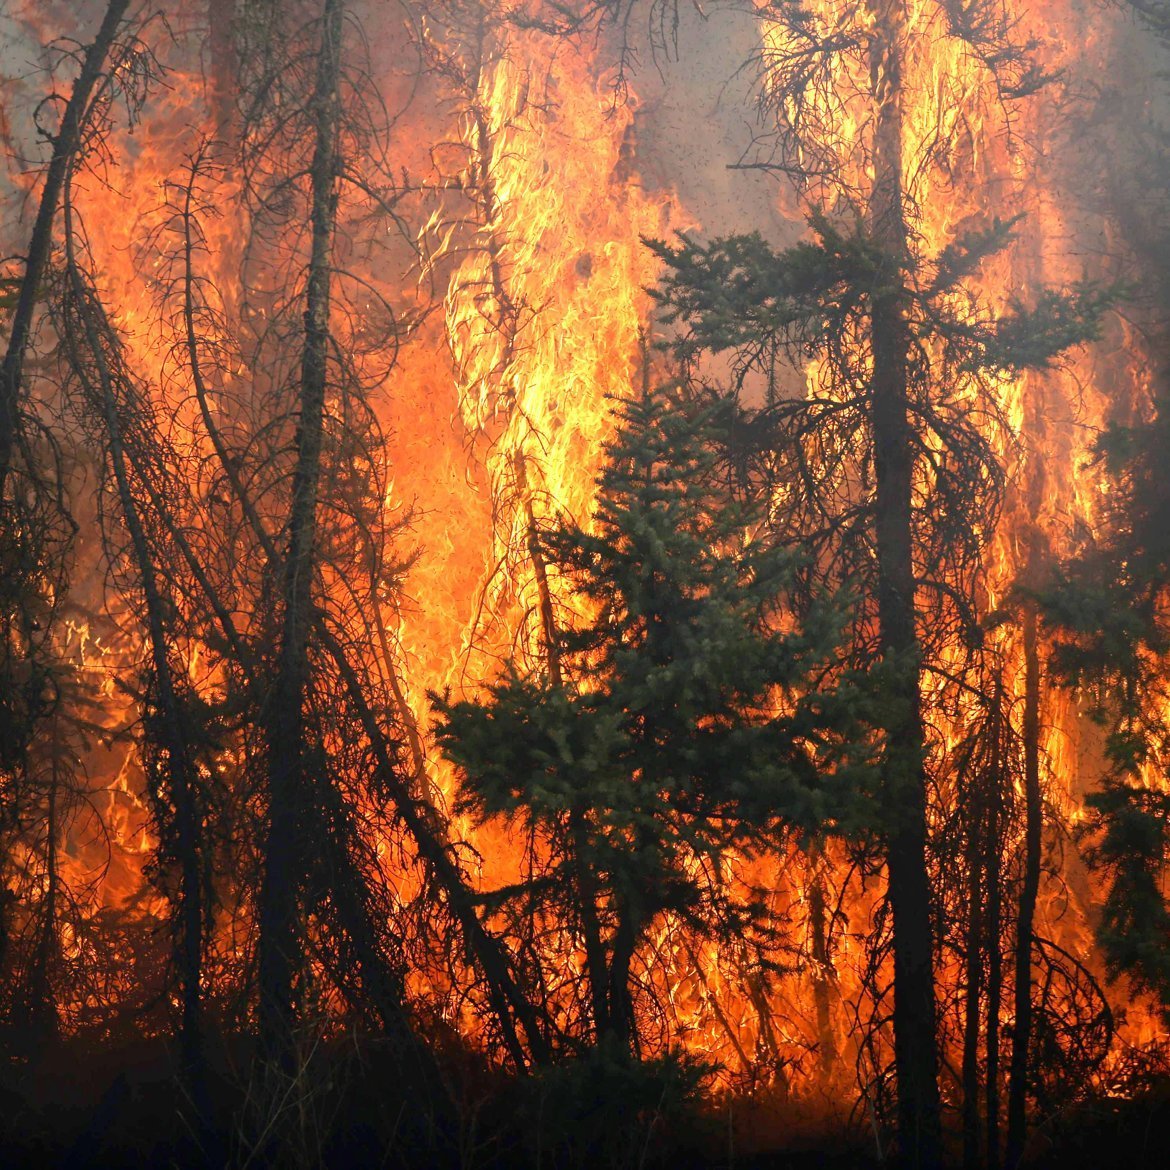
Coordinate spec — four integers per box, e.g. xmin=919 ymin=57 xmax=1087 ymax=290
xmin=0 ymin=1036 xmax=1167 ymax=1169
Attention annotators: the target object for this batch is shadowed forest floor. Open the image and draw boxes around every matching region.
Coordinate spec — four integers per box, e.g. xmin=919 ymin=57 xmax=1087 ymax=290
xmin=0 ymin=1036 xmax=1167 ymax=1169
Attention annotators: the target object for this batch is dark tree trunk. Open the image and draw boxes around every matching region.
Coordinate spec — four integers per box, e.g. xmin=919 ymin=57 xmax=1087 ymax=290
xmin=808 ymin=848 xmax=838 ymax=1083
xmin=964 ymin=691 xmax=1012 ymax=1167
xmin=0 ymin=0 xmax=129 ymax=496
xmin=1007 ymin=602 xmax=1043 ymax=1166
xmin=606 ymin=903 xmax=639 ymax=1057
xmin=962 ymin=801 xmax=985 ymax=1170
xmin=25 ymin=742 xmax=61 ymax=1041
xmin=866 ymin=1 xmax=942 ymax=1165
xmin=59 ymin=199 xmax=208 ymax=1089
xmin=986 ymin=735 xmax=1004 ymax=1170
xmin=258 ymin=0 xmax=344 ymax=1064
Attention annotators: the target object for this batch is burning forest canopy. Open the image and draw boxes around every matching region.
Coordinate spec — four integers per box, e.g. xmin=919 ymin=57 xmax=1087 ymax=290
xmin=1 ymin=0 xmax=1170 ymax=1167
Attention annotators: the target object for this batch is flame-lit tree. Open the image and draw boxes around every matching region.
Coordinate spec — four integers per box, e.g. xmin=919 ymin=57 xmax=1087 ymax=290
xmin=645 ymin=1 xmax=1108 ymax=1161
xmin=435 ymin=380 xmax=870 ymax=1061
xmin=0 ymin=0 xmax=137 ymax=1048
xmin=2 ymin=0 xmax=1166 ymax=1163
xmin=2 ymin=0 xmax=543 ymax=1109
xmin=107 ymin=0 xmax=525 ymax=1100
xmin=145 ymin=0 xmax=559 ymax=1106
xmin=1043 ymin=0 xmax=1170 ymax=1031
xmin=218 ymin=0 xmax=548 ymax=1084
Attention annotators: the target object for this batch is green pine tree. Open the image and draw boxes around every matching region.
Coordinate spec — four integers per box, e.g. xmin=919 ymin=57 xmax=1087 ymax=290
xmin=433 ymin=379 xmax=869 ymax=1059
xmin=1043 ymin=308 xmax=1170 ymax=1023
xmin=645 ymin=209 xmax=1108 ymax=1164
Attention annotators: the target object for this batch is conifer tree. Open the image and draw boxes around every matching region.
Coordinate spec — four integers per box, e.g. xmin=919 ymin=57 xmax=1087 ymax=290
xmin=1044 ymin=0 xmax=1170 ymax=1016
xmin=648 ymin=197 xmax=1105 ymax=1170
xmin=435 ymin=379 xmax=868 ymax=1058
xmin=0 ymin=0 xmax=131 ymax=1021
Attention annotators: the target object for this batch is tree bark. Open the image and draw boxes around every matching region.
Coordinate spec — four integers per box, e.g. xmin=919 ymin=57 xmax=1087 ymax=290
xmin=866 ymin=1 xmax=942 ymax=1165
xmin=1007 ymin=602 xmax=1042 ymax=1166
xmin=257 ymin=0 xmax=343 ymax=1063
xmin=0 ymin=0 xmax=130 ymax=497
xmin=606 ymin=902 xmax=639 ymax=1056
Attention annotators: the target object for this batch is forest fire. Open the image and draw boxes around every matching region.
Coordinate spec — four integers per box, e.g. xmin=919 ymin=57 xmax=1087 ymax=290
xmin=1 ymin=1 xmax=1169 ymax=1167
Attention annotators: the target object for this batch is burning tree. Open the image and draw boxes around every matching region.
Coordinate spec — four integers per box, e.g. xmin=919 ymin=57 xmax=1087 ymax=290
xmin=0 ymin=0 xmax=142 ymax=1050
xmin=1043 ymin=0 xmax=1170 ymax=1033
xmin=646 ymin=1 xmax=1108 ymax=1163
xmin=435 ymin=379 xmax=870 ymax=1060
xmin=0 ymin=0 xmax=1166 ymax=1166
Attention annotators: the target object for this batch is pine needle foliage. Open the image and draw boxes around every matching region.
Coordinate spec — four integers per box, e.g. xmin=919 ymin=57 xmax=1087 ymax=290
xmin=433 ymin=380 xmax=868 ymax=1056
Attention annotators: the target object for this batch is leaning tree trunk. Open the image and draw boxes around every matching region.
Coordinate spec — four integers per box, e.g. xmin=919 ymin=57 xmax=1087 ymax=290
xmin=257 ymin=0 xmax=344 ymax=1064
xmin=0 ymin=0 xmax=129 ymax=497
xmin=320 ymin=622 xmax=546 ymax=1066
xmin=866 ymin=1 xmax=943 ymax=1165
xmin=0 ymin=0 xmax=130 ymax=986
xmin=59 ymin=194 xmax=209 ymax=1087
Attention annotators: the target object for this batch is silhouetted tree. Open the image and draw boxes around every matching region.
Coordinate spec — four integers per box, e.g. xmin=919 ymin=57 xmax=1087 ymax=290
xmin=436 ymin=379 xmax=870 ymax=1058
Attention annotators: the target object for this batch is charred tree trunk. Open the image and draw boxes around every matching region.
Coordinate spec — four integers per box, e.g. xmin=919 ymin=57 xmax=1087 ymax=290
xmin=1007 ymin=600 xmax=1043 ymax=1166
xmin=964 ymin=697 xmax=1001 ymax=1165
xmin=59 ymin=192 xmax=208 ymax=1089
xmin=606 ymin=901 xmax=640 ymax=1057
xmin=808 ymin=847 xmax=838 ymax=1083
xmin=257 ymin=0 xmax=344 ymax=1064
xmin=0 ymin=0 xmax=129 ymax=497
xmin=986 ymin=732 xmax=1004 ymax=1170
xmin=25 ymin=741 xmax=62 ymax=1042
xmin=961 ymin=850 xmax=983 ymax=1170
xmin=867 ymin=2 xmax=942 ymax=1165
